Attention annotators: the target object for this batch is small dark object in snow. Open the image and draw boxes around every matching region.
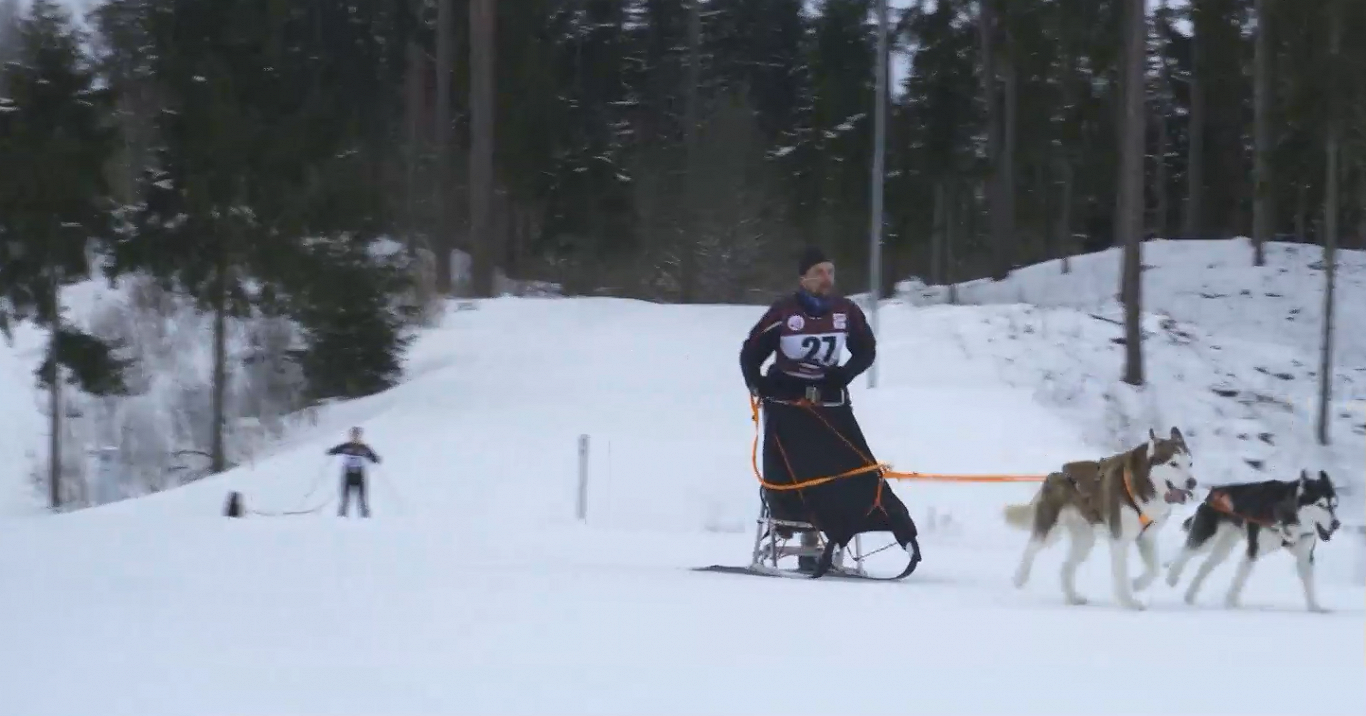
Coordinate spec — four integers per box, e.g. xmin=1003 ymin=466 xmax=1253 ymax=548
xmin=225 ymin=491 xmax=244 ymax=517
xmin=1264 ymin=292 xmax=1283 ymax=298
xmin=1258 ymin=432 xmax=1275 ymax=445
xmin=1254 ymin=366 xmax=1295 ymax=381
xmin=1237 ymin=433 xmax=1249 ymax=441
xmin=1200 ymin=292 xmax=1228 ymax=299
xmin=1211 ymin=386 xmax=1239 ymax=398
xmin=1244 ymin=459 xmax=1265 ymax=471
xmin=1240 ymin=289 xmax=1252 ymax=296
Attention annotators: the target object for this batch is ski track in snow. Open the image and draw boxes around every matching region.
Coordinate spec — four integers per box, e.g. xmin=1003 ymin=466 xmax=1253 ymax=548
xmin=0 ymin=238 xmax=1363 ymax=714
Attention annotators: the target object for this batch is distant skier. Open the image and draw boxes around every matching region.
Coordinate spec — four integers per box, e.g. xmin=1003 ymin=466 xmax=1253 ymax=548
xmin=326 ymin=426 xmax=380 ymax=517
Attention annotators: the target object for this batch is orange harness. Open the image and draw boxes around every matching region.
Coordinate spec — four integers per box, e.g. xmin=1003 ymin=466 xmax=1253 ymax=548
xmin=1204 ymin=489 xmax=1278 ymax=529
xmin=747 ymin=395 xmax=1047 ymax=495
xmin=1120 ymin=462 xmax=1154 ymax=529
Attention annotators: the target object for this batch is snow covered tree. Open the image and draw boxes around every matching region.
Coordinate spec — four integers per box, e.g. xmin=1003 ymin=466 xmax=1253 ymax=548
xmin=0 ymin=0 xmax=127 ymax=510
xmin=113 ymin=0 xmax=410 ymax=474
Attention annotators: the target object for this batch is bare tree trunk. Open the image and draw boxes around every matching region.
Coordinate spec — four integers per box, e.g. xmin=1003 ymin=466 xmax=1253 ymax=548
xmin=999 ymin=21 xmax=1017 ymax=277
xmin=404 ymin=38 xmax=425 ymax=253
xmin=1295 ymin=183 xmax=1307 ymax=242
xmin=1357 ymin=166 xmax=1366 ymax=249
xmin=679 ymin=0 xmax=702 ymax=302
xmin=1184 ymin=2 xmax=1204 ymax=237
xmin=48 ymin=275 xmax=60 ymax=510
xmin=469 ymin=0 xmax=496 ymax=297
xmin=1058 ymin=155 xmax=1074 ymax=273
xmin=931 ymin=179 xmax=946 ymax=284
xmin=1153 ymin=1 xmax=1171 ymax=239
xmin=1119 ymin=0 xmax=1146 ymax=387
xmin=1317 ymin=0 xmax=1342 ymax=446
xmin=210 ymin=240 xmax=228 ymax=474
xmin=1252 ymin=0 xmax=1272 ymax=265
xmin=947 ymin=182 xmax=959 ymax=303
xmin=434 ymin=0 xmax=455 ymax=294
xmin=978 ymin=0 xmax=1007 ymax=280
xmin=1036 ymin=161 xmax=1049 ymax=265
xmin=1057 ymin=32 xmax=1077 ymax=275
xmin=1154 ymin=109 xmax=1169 ymax=237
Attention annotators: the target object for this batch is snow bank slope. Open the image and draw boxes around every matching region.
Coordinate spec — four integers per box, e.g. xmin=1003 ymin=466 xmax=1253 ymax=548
xmin=0 ymin=293 xmax=1361 ymax=716
xmin=0 ymin=277 xmax=310 ymax=516
xmin=902 ymin=238 xmax=1366 ymax=519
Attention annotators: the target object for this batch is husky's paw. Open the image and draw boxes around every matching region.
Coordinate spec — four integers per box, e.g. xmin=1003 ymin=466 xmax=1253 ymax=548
xmin=1064 ymin=593 xmax=1088 ymax=606
xmin=1132 ymin=574 xmax=1156 ymax=592
xmin=1307 ymin=603 xmax=1330 ymax=614
xmin=1118 ymin=598 xmax=1146 ymax=611
xmin=1183 ymin=590 xmax=1198 ymax=606
xmin=1011 ymin=569 xmax=1028 ymax=589
xmin=1222 ymin=596 xmax=1241 ymax=610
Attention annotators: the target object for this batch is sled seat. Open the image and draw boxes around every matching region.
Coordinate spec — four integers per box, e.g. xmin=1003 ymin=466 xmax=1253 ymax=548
xmin=751 ymin=496 xmax=867 ymax=576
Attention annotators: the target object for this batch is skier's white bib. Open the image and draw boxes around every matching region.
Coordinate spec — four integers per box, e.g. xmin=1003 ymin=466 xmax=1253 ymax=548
xmin=778 ymin=331 xmax=846 ymax=370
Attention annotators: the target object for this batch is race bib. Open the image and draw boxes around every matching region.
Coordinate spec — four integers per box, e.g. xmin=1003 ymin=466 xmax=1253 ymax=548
xmin=778 ymin=331 xmax=846 ymax=368
xmin=342 ymin=453 xmax=366 ymax=469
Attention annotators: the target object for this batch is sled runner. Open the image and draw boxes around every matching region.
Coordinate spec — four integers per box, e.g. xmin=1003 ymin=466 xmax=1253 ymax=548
xmin=693 ymin=496 xmax=918 ymax=581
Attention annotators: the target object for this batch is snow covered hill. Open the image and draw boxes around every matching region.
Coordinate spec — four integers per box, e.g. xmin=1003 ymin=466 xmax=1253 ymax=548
xmin=902 ymin=237 xmax=1366 ymax=521
xmin=1 ymin=264 xmax=1364 ymax=714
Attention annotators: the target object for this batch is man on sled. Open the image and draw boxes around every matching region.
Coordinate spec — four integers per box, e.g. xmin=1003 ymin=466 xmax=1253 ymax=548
xmin=736 ymin=247 xmax=922 ymax=579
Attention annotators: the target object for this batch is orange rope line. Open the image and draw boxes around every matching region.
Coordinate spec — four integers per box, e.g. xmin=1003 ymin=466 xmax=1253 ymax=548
xmin=748 ymin=394 xmax=1045 ymax=489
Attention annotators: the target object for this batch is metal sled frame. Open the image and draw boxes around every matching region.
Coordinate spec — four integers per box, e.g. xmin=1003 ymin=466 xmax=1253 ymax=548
xmin=750 ymin=496 xmax=868 ymax=578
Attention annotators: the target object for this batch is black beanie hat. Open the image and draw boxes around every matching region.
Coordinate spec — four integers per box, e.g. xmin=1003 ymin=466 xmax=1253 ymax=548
xmin=798 ymin=246 xmax=830 ymax=276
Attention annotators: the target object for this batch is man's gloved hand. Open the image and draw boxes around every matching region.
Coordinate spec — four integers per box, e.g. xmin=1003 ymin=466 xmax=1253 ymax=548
xmin=747 ymin=375 xmax=775 ymax=400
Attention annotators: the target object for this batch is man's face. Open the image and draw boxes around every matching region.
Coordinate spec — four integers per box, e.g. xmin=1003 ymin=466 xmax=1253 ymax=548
xmin=800 ymin=261 xmax=835 ymax=296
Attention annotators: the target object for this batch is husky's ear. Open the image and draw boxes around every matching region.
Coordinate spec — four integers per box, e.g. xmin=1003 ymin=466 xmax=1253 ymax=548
xmin=1169 ymin=426 xmax=1185 ymax=444
xmin=1318 ymin=469 xmax=1330 ymax=483
xmin=1147 ymin=429 xmax=1158 ymax=458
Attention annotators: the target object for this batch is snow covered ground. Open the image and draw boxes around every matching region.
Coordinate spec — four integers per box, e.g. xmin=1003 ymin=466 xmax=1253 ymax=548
xmin=1 ymin=238 xmax=1363 ymax=714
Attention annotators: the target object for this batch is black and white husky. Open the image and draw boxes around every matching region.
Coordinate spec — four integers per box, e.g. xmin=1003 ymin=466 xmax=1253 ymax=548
xmin=1165 ymin=470 xmax=1341 ymax=613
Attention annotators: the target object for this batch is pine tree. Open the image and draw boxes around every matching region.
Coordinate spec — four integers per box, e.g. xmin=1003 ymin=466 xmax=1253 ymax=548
xmin=290 ymin=241 xmax=414 ymax=402
xmin=0 ymin=0 xmax=126 ymax=510
xmin=114 ymin=0 xmax=409 ymax=474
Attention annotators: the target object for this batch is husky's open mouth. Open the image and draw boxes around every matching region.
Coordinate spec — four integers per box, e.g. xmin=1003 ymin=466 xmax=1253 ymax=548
xmin=1163 ymin=482 xmax=1193 ymax=504
xmin=1317 ymin=524 xmax=1334 ymax=542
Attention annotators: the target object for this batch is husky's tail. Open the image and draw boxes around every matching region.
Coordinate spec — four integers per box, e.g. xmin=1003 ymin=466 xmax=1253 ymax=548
xmin=1003 ymin=498 xmax=1038 ymax=531
xmin=1181 ymin=514 xmax=1195 ymax=532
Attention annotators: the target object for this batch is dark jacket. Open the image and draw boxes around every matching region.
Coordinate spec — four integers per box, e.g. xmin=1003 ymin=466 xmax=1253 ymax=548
xmin=327 ymin=441 xmax=381 ymax=474
xmin=739 ymin=291 xmax=876 ymax=400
